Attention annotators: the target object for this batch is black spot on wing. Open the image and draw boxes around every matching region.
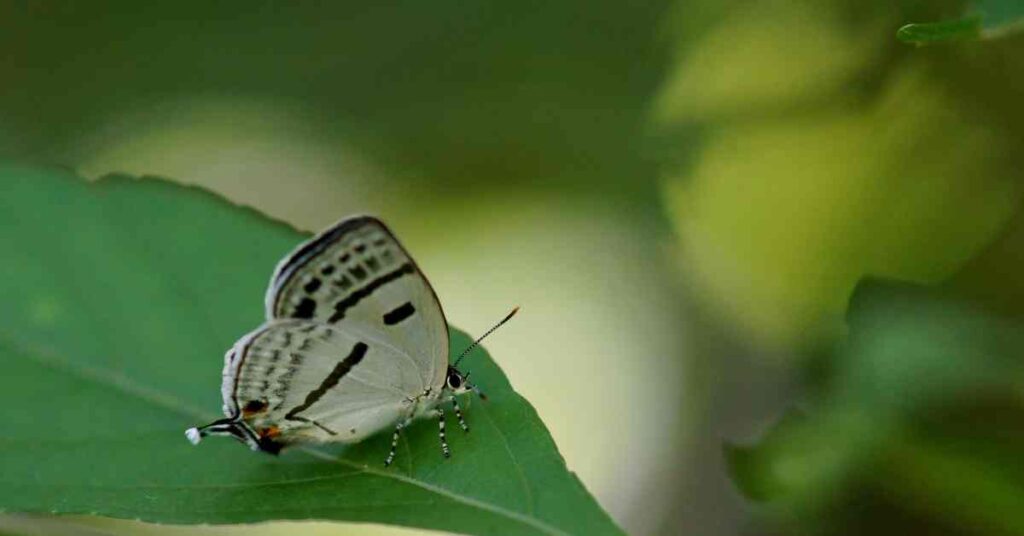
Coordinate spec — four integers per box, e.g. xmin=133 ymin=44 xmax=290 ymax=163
xmin=383 ymin=302 xmax=416 ymax=325
xmin=303 ymin=278 xmax=322 ymax=293
xmin=349 ymin=265 xmax=367 ymax=280
xmin=244 ymin=399 xmax=267 ymax=413
xmin=294 ymin=297 xmax=316 ymax=319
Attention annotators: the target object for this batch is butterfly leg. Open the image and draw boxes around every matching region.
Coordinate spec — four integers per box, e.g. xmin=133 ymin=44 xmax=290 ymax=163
xmin=434 ymin=408 xmax=451 ymax=458
xmin=450 ymin=394 xmax=469 ymax=432
xmin=384 ymin=421 xmax=405 ymax=467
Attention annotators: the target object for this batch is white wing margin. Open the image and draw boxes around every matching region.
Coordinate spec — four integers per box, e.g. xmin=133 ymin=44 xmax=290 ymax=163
xmin=263 ymin=215 xmax=448 ymax=396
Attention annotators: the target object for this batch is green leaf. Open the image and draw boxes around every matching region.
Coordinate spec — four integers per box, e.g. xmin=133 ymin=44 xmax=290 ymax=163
xmin=727 ymin=279 xmax=1024 ymax=533
xmin=898 ymin=1 xmax=1024 ymax=44
xmin=0 ymin=164 xmax=621 ymax=536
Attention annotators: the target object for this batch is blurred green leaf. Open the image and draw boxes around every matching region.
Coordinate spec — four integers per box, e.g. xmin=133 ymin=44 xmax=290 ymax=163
xmin=727 ymin=279 xmax=1024 ymax=534
xmin=0 ymin=164 xmax=621 ymax=536
xmin=883 ymin=433 xmax=1024 ymax=535
xmin=899 ymin=1 xmax=1024 ymax=44
xmin=897 ymin=14 xmax=983 ymax=44
xmin=723 ymin=411 xmax=833 ymax=504
xmin=661 ymin=63 xmax=1024 ymax=347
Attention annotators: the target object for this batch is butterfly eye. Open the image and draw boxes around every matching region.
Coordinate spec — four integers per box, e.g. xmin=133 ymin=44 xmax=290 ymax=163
xmin=447 ymin=373 xmax=462 ymax=389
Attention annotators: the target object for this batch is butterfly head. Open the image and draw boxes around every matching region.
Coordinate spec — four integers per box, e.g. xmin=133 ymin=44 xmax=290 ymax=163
xmin=447 ymin=366 xmax=487 ymax=400
xmin=446 ymin=306 xmax=518 ymax=401
xmin=446 ymin=366 xmax=469 ymax=394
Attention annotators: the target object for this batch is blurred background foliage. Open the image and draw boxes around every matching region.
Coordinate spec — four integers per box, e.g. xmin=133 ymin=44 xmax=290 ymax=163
xmin=2 ymin=1 xmax=1024 ymax=535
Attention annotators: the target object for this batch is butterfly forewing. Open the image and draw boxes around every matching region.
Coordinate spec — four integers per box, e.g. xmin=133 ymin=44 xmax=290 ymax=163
xmin=263 ymin=216 xmax=448 ymax=396
xmin=224 ymin=319 xmax=427 ymax=444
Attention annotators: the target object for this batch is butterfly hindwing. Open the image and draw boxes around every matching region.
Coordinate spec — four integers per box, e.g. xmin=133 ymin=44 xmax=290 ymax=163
xmin=223 ymin=319 xmax=426 ymax=444
xmin=263 ymin=216 xmax=449 ymax=395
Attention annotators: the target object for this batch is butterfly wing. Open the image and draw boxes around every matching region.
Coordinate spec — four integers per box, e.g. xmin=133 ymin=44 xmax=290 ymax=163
xmin=223 ymin=318 xmax=427 ymax=444
xmin=264 ymin=215 xmax=449 ymax=397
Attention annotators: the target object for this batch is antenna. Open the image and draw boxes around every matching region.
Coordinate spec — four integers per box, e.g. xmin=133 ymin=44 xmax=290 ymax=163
xmin=453 ymin=306 xmax=520 ymax=368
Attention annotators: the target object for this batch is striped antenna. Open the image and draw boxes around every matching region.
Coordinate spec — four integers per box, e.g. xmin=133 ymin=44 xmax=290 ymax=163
xmin=453 ymin=306 xmax=519 ymax=368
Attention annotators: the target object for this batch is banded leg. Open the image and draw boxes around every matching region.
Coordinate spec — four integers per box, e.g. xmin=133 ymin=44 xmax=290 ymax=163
xmin=450 ymin=395 xmax=469 ymax=432
xmin=435 ymin=408 xmax=451 ymax=458
xmin=384 ymin=421 xmax=405 ymax=467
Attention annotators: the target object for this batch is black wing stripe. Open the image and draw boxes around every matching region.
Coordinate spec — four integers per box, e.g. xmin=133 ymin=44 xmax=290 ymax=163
xmin=383 ymin=302 xmax=416 ymax=325
xmin=285 ymin=342 xmax=368 ymax=420
xmin=327 ymin=263 xmax=415 ymax=323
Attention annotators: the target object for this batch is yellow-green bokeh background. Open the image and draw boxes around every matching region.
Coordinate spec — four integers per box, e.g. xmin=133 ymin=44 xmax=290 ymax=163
xmin=3 ymin=1 xmax=1024 ymax=534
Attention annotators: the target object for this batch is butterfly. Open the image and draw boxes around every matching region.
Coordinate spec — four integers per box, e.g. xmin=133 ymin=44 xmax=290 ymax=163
xmin=185 ymin=215 xmax=516 ymax=466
